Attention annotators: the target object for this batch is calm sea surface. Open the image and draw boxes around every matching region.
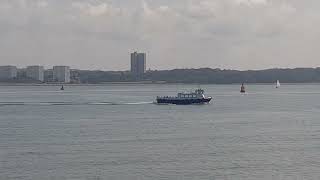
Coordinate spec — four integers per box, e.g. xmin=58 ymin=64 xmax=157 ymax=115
xmin=1 ymin=84 xmax=320 ymax=180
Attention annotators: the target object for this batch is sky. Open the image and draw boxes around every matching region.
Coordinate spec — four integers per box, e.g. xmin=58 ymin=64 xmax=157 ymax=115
xmin=0 ymin=0 xmax=320 ymax=70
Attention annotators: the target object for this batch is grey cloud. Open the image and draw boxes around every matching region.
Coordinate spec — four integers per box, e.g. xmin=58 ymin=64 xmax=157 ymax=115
xmin=0 ymin=0 xmax=319 ymax=70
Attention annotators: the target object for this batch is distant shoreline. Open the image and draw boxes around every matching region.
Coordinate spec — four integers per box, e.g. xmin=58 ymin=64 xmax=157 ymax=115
xmin=2 ymin=67 xmax=320 ymax=84
xmin=1 ymin=82 xmax=320 ymax=86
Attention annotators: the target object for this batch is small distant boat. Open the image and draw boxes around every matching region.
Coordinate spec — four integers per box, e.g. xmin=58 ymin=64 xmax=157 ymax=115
xmin=240 ymin=83 xmax=246 ymax=93
xmin=60 ymin=85 xmax=64 ymax=91
xmin=276 ymin=80 xmax=280 ymax=88
xmin=156 ymin=89 xmax=212 ymax=105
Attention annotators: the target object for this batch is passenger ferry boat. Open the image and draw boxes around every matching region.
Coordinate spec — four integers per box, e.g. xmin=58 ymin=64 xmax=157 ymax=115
xmin=156 ymin=89 xmax=212 ymax=105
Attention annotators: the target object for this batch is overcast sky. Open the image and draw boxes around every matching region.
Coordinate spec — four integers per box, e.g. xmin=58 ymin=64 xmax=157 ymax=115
xmin=0 ymin=0 xmax=319 ymax=70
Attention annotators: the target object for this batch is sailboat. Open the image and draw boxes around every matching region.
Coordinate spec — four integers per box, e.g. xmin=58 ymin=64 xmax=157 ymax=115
xmin=276 ymin=80 xmax=280 ymax=88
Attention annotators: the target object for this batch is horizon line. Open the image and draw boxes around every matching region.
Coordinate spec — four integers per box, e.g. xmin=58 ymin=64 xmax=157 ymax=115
xmin=1 ymin=65 xmax=319 ymax=72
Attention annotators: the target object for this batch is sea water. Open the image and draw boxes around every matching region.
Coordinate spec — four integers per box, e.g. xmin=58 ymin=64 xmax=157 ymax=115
xmin=0 ymin=84 xmax=320 ymax=180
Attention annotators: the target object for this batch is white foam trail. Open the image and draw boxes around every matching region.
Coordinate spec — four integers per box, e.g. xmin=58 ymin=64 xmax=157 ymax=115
xmin=0 ymin=101 xmax=155 ymax=106
xmin=122 ymin=102 xmax=154 ymax=105
xmin=88 ymin=102 xmax=113 ymax=105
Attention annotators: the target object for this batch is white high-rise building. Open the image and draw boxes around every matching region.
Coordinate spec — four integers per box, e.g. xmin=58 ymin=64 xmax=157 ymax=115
xmin=0 ymin=66 xmax=17 ymax=80
xmin=131 ymin=52 xmax=146 ymax=76
xmin=26 ymin=66 xmax=44 ymax=82
xmin=53 ymin=66 xmax=70 ymax=83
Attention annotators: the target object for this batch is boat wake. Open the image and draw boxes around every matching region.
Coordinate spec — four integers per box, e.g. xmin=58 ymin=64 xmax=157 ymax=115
xmin=0 ymin=101 xmax=155 ymax=106
xmin=89 ymin=101 xmax=155 ymax=105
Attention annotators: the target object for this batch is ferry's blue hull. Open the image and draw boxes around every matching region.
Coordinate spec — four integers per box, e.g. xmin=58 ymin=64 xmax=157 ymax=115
xmin=156 ymin=97 xmax=212 ymax=105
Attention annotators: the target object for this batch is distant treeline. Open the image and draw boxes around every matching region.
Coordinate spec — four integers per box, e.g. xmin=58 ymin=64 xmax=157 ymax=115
xmin=2 ymin=68 xmax=320 ymax=84
xmin=77 ymin=68 xmax=320 ymax=84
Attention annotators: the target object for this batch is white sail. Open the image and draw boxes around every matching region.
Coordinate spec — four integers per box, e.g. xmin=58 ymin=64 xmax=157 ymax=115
xmin=276 ymin=80 xmax=280 ymax=88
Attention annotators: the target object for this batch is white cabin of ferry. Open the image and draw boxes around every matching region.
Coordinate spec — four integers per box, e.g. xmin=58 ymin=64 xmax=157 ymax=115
xmin=157 ymin=89 xmax=207 ymax=99
xmin=177 ymin=89 xmax=205 ymax=99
